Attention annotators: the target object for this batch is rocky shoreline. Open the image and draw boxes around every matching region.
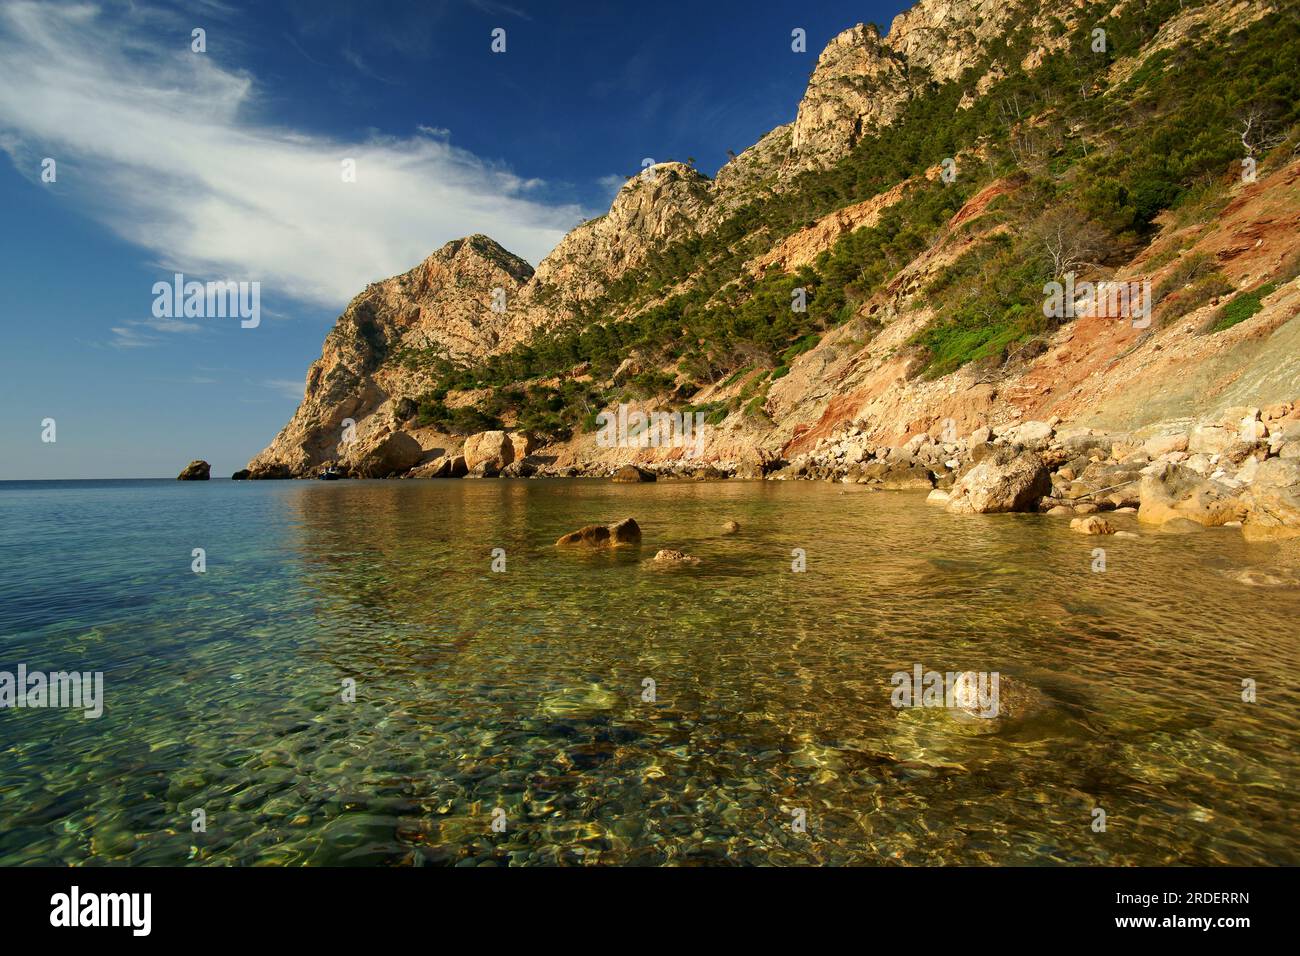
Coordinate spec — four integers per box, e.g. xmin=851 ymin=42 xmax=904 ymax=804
xmin=223 ymin=398 xmax=1300 ymax=543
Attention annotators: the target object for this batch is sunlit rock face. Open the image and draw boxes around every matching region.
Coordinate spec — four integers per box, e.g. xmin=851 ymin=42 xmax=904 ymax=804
xmin=789 ymin=23 xmax=910 ymax=167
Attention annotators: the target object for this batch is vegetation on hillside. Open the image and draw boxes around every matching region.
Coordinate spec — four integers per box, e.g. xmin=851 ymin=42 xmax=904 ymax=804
xmin=400 ymin=0 xmax=1300 ymax=438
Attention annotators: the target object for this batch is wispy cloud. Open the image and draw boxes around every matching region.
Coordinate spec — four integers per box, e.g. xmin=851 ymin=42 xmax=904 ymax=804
xmin=0 ymin=1 xmax=583 ymax=309
xmin=109 ymin=317 xmax=203 ymax=348
xmin=597 ymin=173 xmax=628 ymax=199
xmin=261 ymin=378 xmax=305 ymax=400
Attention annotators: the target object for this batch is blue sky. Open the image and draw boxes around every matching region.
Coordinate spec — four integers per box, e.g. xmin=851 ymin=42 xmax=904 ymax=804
xmin=0 ymin=0 xmax=909 ymax=479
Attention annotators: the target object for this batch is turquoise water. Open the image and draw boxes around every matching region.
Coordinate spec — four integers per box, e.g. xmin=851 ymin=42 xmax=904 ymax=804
xmin=0 ymin=478 xmax=1297 ymax=865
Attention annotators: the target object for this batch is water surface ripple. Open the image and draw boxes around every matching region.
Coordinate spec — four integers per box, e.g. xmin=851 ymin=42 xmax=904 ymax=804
xmin=0 ymin=478 xmax=1296 ymax=865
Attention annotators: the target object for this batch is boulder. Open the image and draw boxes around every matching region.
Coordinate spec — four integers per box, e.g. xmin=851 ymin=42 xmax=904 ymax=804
xmin=231 ymin=469 xmax=251 ymax=481
xmin=509 ymin=431 xmax=537 ymax=460
xmin=351 ymin=432 xmax=424 ymax=478
xmin=876 ymin=463 xmax=934 ymax=490
xmin=966 ymin=441 xmax=999 ymax=466
xmin=1222 ymin=440 xmax=1268 ymax=466
xmin=466 ymin=459 xmax=500 ymax=478
xmin=177 ymin=459 xmax=211 ymax=481
xmin=410 ymin=456 xmax=450 ymax=478
xmin=1070 ymin=516 xmax=1115 ymax=535
xmin=1188 ymin=424 xmax=1233 ymax=456
xmin=500 ymin=460 xmax=536 ymax=478
xmin=1144 ymin=433 xmax=1189 ymax=457
xmin=1004 ymin=420 xmax=1054 ymax=449
xmin=925 ymin=489 xmax=950 ymax=505
xmin=650 ymin=549 xmax=699 ymax=565
xmin=721 ymin=520 xmax=741 ymax=534
xmin=248 ymin=463 xmax=292 ymax=480
xmin=420 ymin=454 xmax=469 ymax=478
xmin=1242 ymin=458 xmax=1300 ymax=541
xmin=1137 ymin=464 xmax=1245 ymax=527
xmin=612 ymin=464 xmax=656 ymax=483
xmin=734 ymin=452 xmax=774 ymax=480
xmin=946 ymin=448 xmax=1051 ymax=514
xmin=1059 ymin=432 xmax=1113 ymax=459
xmin=463 ymin=431 xmax=515 ymax=472
xmin=686 ymin=465 xmax=727 ymax=481
xmin=556 ymin=517 xmax=641 ymax=548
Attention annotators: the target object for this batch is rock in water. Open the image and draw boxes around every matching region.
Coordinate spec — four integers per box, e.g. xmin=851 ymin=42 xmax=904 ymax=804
xmin=945 ymin=448 xmax=1050 ymax=514
xmin=1242 ymin=458 xmax=1300 ymax=541
xmin=650 ymin=549 xmax=700 ymax=565
xmin=1070 ymin=516 xmax=1115 ymax=535
xmin=608 ymin=518 xmax=641 ymax=545
xmin=1138 ymin=463 xmax=1244 ymax=527
xmin=612 ymin=464 xmax=655 ymax=483
xmin=177 ymin=460 xmax=211 ymax=481
xmin=231 ymin=469 xmax=251 ymax=481
xmin=556 ymin=517 xmax=641 ymax=547
xmin=350 ymin=432 xmax=423 ymax=478
xmin=721 ymin=520 xmax=741 ymax=534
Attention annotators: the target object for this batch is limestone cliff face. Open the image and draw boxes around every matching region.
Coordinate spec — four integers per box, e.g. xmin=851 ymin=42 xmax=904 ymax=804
xmin=885 ymin=0 xmax=1024 ymax=84
xmin=247 ymin=235 xmax=533 ymax=476
xmin=789 ymin=23 xmax=909 ymax=166
xmin=528 ymin=162 xmax=713 ymax=303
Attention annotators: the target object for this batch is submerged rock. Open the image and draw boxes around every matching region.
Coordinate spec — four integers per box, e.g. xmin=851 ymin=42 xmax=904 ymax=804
xmin=555 ymin=517 xmax=641 ymax=547
xmin=649 ymin=549 xmax=700 ymax=565
xmin=721 ymin=520 xmax=741 ymax=534
xmin=177 ymin=460 xmax=211 ymax=481
xmin=1070 ymin=516 xmax=1115 ymax=535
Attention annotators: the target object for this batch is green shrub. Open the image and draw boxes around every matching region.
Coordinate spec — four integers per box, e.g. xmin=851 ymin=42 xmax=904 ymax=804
xmin=1208 ymin=282 xmax=1278 ymax=332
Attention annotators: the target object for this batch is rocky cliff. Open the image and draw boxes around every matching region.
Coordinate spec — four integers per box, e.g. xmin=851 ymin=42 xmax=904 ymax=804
xmin=248 ymin=0 xmax=1299 ymax=516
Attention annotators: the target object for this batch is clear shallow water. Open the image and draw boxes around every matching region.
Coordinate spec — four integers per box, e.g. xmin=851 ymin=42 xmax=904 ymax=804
xmin=0 ymin=477 xmax=1297 ymax=866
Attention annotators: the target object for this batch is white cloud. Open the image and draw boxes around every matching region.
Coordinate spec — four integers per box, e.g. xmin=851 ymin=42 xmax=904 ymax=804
xmin=0 ymin=1 xmax=584 ymax=309
xmin=109 ymin=316 xmax=203 ymax=348
xmin=261 ymin=378 xmax=306 ymax=400
xmin=597 ymin=173 xmax=629 ymax=198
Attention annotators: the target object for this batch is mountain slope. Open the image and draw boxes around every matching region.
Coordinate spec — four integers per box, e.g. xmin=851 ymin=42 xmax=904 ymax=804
xmin=248 ymin=0 xmax=1300 ymax=480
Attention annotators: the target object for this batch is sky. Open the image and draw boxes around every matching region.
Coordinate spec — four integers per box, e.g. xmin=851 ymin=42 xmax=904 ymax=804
xmin=0 ymin=0 xmax=911 ymax=479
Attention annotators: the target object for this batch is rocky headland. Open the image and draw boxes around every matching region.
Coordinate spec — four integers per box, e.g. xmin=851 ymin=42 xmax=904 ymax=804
xmin=233 ymin=0 xmax=1300 ymax=548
